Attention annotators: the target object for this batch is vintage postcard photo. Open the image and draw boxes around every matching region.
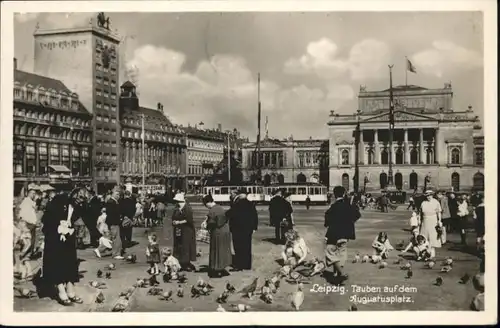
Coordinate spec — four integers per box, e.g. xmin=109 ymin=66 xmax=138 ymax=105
xmin=0 ymin=0 xmax=497 ymax=325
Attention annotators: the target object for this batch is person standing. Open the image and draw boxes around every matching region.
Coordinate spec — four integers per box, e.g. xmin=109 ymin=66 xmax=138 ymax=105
xmin=324 ymin=186 xmax=361 ymax=284
xmin=269 ymin=189 xmax=293 ymax=244
xmin=457 ymin=194 xmax=470 ymax=246
xmin=227 ymin=189 xmax=258 ymax=271
xmin=203 ymin=194 xmax=232 ymax=278
xmin=418 ymin=189 xmax=442 ymax=259
xmin=105 ymin=188 xmax=123 ymax=260
xmin=41 ymin=187 xmax=87 ymax=306
xmin=448 ymin=192 xmax=459 ymax=233
xmin=120 ymin=190 xmax=136 ymax=248
xmin=18 ymin=185 xmax=41 ymax=259
xmin=85 ymin=190 xmax=103 ymax=248
xmin=474 ymin=194 xmax=485 ymax=253
xmin=437 ymin=191 xmax=450 ymax=245
xmin=305 ymin=195 xmax=311 ymax=210
xmin=379 ymin=193 xmax=389 ymax=213
xmin=171 ymin=192 xmax=197 ymax=271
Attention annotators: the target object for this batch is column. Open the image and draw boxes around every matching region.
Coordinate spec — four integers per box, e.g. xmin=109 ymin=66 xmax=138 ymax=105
xmin=404 ymin=129 xmax=410 ymax=164
xmin=434 ymin=128 xmax=440 ymax=164
xmin=374 ymin=129 xmax=380 ymax=164
xmin=419 ymin=129 xmax=425 ymax=164
xmin=132 ymin=142 xmax=136 ymax=173
xmin=359 ymin=130 xmax=365 ymax=165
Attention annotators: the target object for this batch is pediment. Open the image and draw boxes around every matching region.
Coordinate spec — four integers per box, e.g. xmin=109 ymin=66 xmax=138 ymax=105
xmin=362 ymin=110 xmax=437 ymax=123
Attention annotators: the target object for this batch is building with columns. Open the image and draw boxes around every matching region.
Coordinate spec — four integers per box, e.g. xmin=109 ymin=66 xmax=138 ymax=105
xmin=33 ymin=14 xmax=121 ymax=193
xmin=13 ymin=59 xmax=93 ymax=195
xmin=119 ymin=82 xmax=187 ymax=191
xmin=328 ymin=83 xmax=485 ymax=193
xmin=241 ymin=137 xmax=329 ymax=186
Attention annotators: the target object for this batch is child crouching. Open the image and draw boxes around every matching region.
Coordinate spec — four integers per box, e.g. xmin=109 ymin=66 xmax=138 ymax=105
xmin=94 ymin=212 xmax=112 ymax=258
xmin=401 ymin=233 xmax=431 ymax=261
xmin=372 ymin=232 xmax=394 ymax=259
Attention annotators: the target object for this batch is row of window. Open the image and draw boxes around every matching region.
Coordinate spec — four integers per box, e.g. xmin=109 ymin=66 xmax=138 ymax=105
xmin=95 ymin=88 xmax=117 ymax=99
xmin=13 ymin=108 xmax=91 ymax=127
xmin=298 ymin=151 xmax=320 ymax=168
xmin=95 ymin=167 xmax=117 ymax=178
xmin=95 ymin=63 xmax=117 ymax=74
xmin=13 ymin=141 xmax=90 ymax=176
xmin=188 ymin=140 xmax=224 ymax=151
xmin=96 ymin=114 xmax=117 ymax=124
xmin=121 ymin=118 xmax=183 ymax=134
xmin=249 ymin=151 xmax=286 ymax=168
xmin=188 ymin=151 xmax=223 ymax=163
xmin=121 ymin=161 xmax=181 ymax=175
xmin=14 ymin=123 xmax=91 ymax=142
xmin=95 ymin=76 xmax=117 ymax=88
xmin=188 ymin=165 xmax=211 ymax=176
xmin=121 ymin=128 xmax=184 ymax=144
xmin=14 ymin=88 xmax=79 ymax=111
xmin=96 ymin=101 xmax=117 ymax=111
xmin=95 ymin=140 xmax=117 ymax=148
xmin=121 ymin=145 xmax=183 ymax=173
xmin=96 ymin=127 xmax=118 ymax=137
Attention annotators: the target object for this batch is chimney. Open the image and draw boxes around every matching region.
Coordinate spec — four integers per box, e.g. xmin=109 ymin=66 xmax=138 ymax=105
xmin=157 ymin=102 xmax=163 ymax=111
xmin=14 ymin=58 xmax=17 ymax=70
xmin=218 ymin=123 xmax=222 ymax=131
xmin=198 ymin=121 xmax=205 ymax=130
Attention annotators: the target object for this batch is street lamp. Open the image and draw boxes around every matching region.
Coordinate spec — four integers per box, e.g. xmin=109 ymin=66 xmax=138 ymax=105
xmin=354 ymin=109 xmax=361 ymax=193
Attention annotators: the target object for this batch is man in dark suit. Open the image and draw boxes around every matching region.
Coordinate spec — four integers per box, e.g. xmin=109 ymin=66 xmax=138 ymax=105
xmin=85 ymin=189 xmax=103 ymax=247
xmin=120 ymin=190 xmax=136 ymax=248
xmin=269 ymin=189 xmax=293 ymax=244
xmin=324 ymin=186 xmax=361 ymax=284
xmin=105 ymin=188 xmax=123 ymax=259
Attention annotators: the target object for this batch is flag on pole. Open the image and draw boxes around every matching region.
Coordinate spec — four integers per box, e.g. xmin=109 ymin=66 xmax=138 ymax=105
xmin=406 ymin=58 xmax=417 ymax=73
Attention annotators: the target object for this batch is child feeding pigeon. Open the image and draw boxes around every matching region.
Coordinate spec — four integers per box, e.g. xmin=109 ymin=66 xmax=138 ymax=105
xmin=372 ymin=232 xmax=394 ymax=259
xmin=146 ymin=233 xmax=161 ymax=275
xmin=162 ymin=247 xmax=181 ymax=273
xmin=402 ymin=234 xmax=431 ymax=261
xmin=281 ymin=230 xmax=309 ymax=268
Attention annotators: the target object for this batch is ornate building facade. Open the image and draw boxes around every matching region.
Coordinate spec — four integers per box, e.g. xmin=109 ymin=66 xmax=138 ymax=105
xmin=241 ymin=137 xmax=329 ymax=185
xmin=328 ymin=83 xmax=485 ymax=193
xmin=119 ymin=82 xmax=187 ymax=191
xmin=33 ymin=14 xmax=121 ymax=193
xmin=13 ymin=59 xmax=93 ymax=195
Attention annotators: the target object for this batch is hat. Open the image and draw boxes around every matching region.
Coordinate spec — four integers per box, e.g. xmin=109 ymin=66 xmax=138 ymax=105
xmin=424 ymin=189 xmax=434 ymax=196
xmin=173 ymin=192 xmax=186 ymax=202
xmin=27 ymin=184 xmax=41 ymax=192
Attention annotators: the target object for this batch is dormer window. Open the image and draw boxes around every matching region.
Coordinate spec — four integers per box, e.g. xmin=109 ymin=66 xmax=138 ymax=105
xmin=14 ymin=88 xmax=21 ymax=99
xmin=26 ymin=90 xmax=34 ymax=101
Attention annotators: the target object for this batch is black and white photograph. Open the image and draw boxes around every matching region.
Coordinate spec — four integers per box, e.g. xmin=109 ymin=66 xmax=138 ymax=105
xmin=0 ymin=0 xmax=497 ymax=325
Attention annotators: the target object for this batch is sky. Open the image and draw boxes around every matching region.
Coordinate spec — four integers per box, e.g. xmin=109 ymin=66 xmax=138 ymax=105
xmin=14 ymin=11 xmax=484 ymax=140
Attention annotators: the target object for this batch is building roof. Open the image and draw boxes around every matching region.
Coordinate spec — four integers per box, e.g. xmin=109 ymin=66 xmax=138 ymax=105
xmin=121 ymin=81 xmax=136 ymax=88
xmin=382 ymin=85 xmax=428 ymax=92
xmin=183 ymin=126 xmax=227 ymax=141
xmin=14 ymin=69 xmax=90 ymax=114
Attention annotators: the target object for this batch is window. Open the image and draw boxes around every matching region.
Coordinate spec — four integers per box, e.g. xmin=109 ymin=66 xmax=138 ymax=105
xmin=72 ymin=147 xmax=80 ymax=175
xmin=381 ymin=149 xmax=389 ymax=165
xmin=13 ymin=141 xmax=24 ymax=174
xmin=82 ymin=147 xmax=90 ymax=175
xmin=26 ymin=141 xmax=36 ymax=174
xmin=473 ymin=172 xmax=484 ymax=191
xmin=96 ymin=89 xmax=102 ymax=96
xmin=451 ymin=147 xmax=461 ymax=164
xmin=61 ymin=145 xmax=70 ymax=168
xmin=367 ymin=149 xmax=374 ymax=165
xmin=426 ymin=148 xmax=433 ymax=165
xmin=14 ymin=88 xmax=21 ymax=99
xmin=38 ymin=142 xmax=48 ymax=175
xmin=27 ymin=90 xmax=34 ymax=101
xmin=395 ymin=148 xmax=404 ymax=164
xmin=341 ymin=149 xmax=350 ymax=165
xmin=409 ymin=172 xmax=418 ymax=190
xmin=410 ymin=148 xmax=419 ymax=165
xmin=474 ymin=148 xmax=484 ymax=166
xmin=451 ymin=172 xmax=460 ymax=191
xmin=50 ymin=144 xmax=60 ymax=165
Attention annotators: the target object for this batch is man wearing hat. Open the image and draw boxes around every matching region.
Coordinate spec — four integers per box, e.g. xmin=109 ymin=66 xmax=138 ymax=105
xmin=268 ymin=188 xmax=293 ymax=244
xmin=17 ymin=184 xmax=41 ymax=259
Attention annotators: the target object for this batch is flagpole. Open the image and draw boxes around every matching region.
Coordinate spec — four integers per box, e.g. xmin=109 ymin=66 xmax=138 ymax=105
xmin=405 ymin=56 xmax=408 ymax=87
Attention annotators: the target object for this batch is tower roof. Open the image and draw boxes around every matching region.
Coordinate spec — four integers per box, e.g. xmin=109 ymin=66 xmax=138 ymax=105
xmin=121 ymin=81 xmax=136 ymax=88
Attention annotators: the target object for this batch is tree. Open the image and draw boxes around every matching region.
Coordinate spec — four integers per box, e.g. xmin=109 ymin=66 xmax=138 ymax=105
xmin=206 ymin=151 xmax=243 ymax=185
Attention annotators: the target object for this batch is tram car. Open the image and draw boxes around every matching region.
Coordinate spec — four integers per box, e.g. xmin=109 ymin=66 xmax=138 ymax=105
xmin=263 ymin=183 xmax=329 ymax=205
xmin=202 ymin=185 xmax=265 ymax=204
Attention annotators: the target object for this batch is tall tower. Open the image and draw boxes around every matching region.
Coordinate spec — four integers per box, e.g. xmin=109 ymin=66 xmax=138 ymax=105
xmin=33 ymin=13 xmax=121 ymax=192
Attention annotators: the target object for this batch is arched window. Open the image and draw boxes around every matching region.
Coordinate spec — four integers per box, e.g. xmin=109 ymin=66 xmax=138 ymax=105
xmin=473 ymin=172 xmax=484 ymax=191
xmin=297 ymin=173 xmax=306 ymax=183
xmin=409 ymin=172 xmax=418 ymax=190
xmin=381 ymin=149 xmax=389 ymax=165
xmin=451 ymin=148 xmax=461 ymax=164
xmin=341 ymin=150 xmax=349 ymax=165
xmin=451 ymin=172 xmax=460 ymax=192
xmin=277 ymin=174 xmax=285 ymax=184
xmin=410 ymin=148 xmax=419 ymax=164
xmin=310 ymin=173 xmax=319 ymax=183
xmin=367 ymin=149 xmax=374 ymax=165
xmin=263 ymin=174 xmax=271 ymax=186
xmin=426 ymin=148 xmax=433 ymax=164
xmin=395 ymin=172 xmax=403 ymax=190
xmin=342 ymin=173 xmax=350 ymax=191
xmin=395 ymin=148 xmax=404 ymax=164
xmin=380 ymin=172 xmax=388 ymax=189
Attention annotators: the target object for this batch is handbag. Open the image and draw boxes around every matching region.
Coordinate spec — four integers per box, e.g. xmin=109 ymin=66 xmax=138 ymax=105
xmin=122 ymin=217 xmax=133 ymax=228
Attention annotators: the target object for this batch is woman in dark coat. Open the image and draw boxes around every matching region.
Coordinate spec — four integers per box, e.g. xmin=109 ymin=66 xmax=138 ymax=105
xmin=41 ymin=187 xmax=87 ymax=306
xmin=171 ymin=193 xmax=197 ymax=271
xmin=203 ymin=194 xmax=232 ymax=278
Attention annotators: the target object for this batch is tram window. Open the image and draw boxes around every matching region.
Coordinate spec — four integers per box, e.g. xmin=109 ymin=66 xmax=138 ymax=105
xmin=308 ymin=187 xmax=314 ymax=195
xmin=289 ymin=187 xmax=297 ymax=194
xmin=257 ymin=187 xmax=263 ymax=193
xmin=298 ymin=187 xmax=306 ymax=195
xmin=214 ymin=188 xmax=221 ymax=195
xmin=221 ymin=187 xmax=228 ymax=194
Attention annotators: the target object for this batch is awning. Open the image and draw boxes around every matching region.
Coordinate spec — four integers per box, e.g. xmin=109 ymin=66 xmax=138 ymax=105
xmin=48 ymin=165 xmax=71 ymax=173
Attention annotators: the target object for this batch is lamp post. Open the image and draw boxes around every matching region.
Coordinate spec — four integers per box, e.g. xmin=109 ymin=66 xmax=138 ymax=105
xmin=387 ymin=65 xmax=395 ymax=188
xmin=354 ymin=109 xmax=361 ymax=193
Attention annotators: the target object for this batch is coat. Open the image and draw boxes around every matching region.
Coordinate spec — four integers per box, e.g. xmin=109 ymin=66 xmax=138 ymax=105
xmin=440 ymin=196 xmax=451 ymax=219
xmin=105 ymin=197 xmax=121 ymax=226
xmin=324 ymin=198 xmax=361 ymax=244
xmin=172 ymin=203 xmax=197 ymax=264
xmin=269 ymin=196 xmax=292 ymax=226
xmin=41 ymin=194 xmax=82 ymax=285
xmin=206 ymin=204 xmax=232 ymax=271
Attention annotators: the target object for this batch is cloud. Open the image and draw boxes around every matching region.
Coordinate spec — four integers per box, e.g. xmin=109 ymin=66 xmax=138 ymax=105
xmin=14 ymin=13 xmax=40 ymax=23
xmin=411 ymin=40 xmax=483 ymax=78
xmin=125 ymin=45 xmax=352 ymax=139
xmin=284 ymin=38 xmax=390 ymax=81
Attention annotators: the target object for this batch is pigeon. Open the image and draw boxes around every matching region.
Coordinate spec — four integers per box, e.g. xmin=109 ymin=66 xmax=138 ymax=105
xmin=406 ymin=270 xmax=413 ymax=279
xmin=379 ymin=261 xmax=388 ymax=269
xmin=396 ymin=240 xmax=405 ymax=249
xmin=159 ymin=290 xmax=173 ymax=301
xmin=261 ymin=280 xmax=272 ymax=295
xmin=105 ymin=272 xmax=111 ymax=279
xmin=200 ymin=286 xmax=212 ymax=296
xmin=177 ymin=273 xmax=188 ymax=283
xmin=348 ymin=304 xmax=358 ymax=311
xmin=147 ymin=287 xmax=163 ymax=296
xmin=225 ymin=282 xmax=236 ymax=294
xmin=14 ymin=287 xmax=37 ymax=298
xmin=97 ymin=269 xmax=103 ymax=278
xmin=171 ymin=272 xmax=178 ymax=281
xmin=163 ymin=271 xmax=172 ymax=283
xmin=217 ymin=290 xmax=230 ymax=304
xmin=274 ymin=280 xmax=281 ymax=292
xmin=216 ymin=304 xmax=226 ymax=312
xmin=434 ymin=277 xmax=443 ymax=286
xmin=107 ymin=263 xmax=116 ymax=270
xmin=261 ymin=293 xmax=273 ymax=304
xmin=89 ymin=280 xmax=107 ymax=289
xmin=176 ymin=285 xmax=184 ymax=298
xmin=126 ymin=254 xmax=137 ymax=264
xmin=279 ymin=265 xmax=291 ymax=277
xmin=119 ymin=287 xmax=135 ymax=299
xmin=371 ymin=255 xmax=381 ymax=264
xmin=440 ymin=265 xmax=452 ymax=273
xmin=291 ymin=283 xmax=304 ymax=311
xmin=134 ymin=278 xmax=146 ymax=288
xmin=239 ymin=277 xmax=258 ymax=298
xmin=112 ymin=298 xmax=128 ymax=312
xmin=231 ymin=304 xmax=251 ymax=312
xmin=401 ymin=262 xmax=412 ymax=270
xmin=95 ymin=291 xmax=105 ymax=303
xmin=149 ymin=275 xmax=160 ymax=286
xmin=443 ymin=257 xmax=453 ymax=266
xmin=287 ymin=271 xmax=306 ymax=284
xmin=352 ymin=253 xmax=361 ymax=263
xmin=459 ymin=274 xmax=471 ymax=284
xmin=393 ymin=258 xmax=402 ymax=265
xmin=191 ymin=285 xmax=201 ymax=298
xmin=270 ymin=274 xmax=281 ymax=285
xmin=196 ymin=277 xmax=206 ymax=288
xmin=310 ymin=260 xmax=326 ymax=277
xmin=426 ymin=260 xmax=436 ymax=269
xmin=362 ymin=255 xmax=370 ymax=263
xmin=196 ymin=249 xmax=202 ymax=257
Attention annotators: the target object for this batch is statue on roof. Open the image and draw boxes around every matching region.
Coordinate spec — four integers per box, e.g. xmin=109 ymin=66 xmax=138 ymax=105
xmin=444 ymin=81 xmax=452 ymax=89
xmin=359 ymin=85 xmax=366 ymax=92
xmin=97 ymin=12 xmax=110 ymax=30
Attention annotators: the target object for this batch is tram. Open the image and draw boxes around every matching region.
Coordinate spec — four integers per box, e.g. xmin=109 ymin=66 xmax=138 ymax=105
xmin=263 ymin=183 xmax=329 ymax=204
xmin=202 ymin=185 xmax=265 ymax=204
